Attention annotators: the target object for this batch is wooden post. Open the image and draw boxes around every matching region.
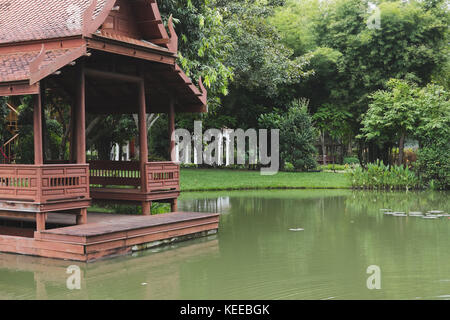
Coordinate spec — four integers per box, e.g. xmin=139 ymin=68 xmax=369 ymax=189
xmin=36 ymin=213 xmax=46 ymax=232
xmin=138 ymin=80 xmax=150 ymax=215
xmin=142 ymin=201 xmax=151 ymax=216
xmin=33 ymin=92 xmax=43 ymax=165
xmin=75 ymin=65 xmax=86 ymax=164
xmin=138 ymin=80 xmax=148 ymax=192
xmin=168 ymin=99 xmax=175 ymax=162
xmin=76 ymin=208 xmax=88 ymax=225
xmin=75 ymin=65 xmax=87 ymax=221
xmin=171 ymin=199 xmax=178 ymax=212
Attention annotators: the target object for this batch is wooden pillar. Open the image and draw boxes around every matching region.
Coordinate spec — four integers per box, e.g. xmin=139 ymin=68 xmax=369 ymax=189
xmin=76 ymin=208 xmax=87 ymax=225
xmin=138 ymin=80 xmax=148 ymax=192
xmin=142 ymin=201 xmax=151 ymax=216
xmin=75 ymin=65 xmax=87 ymax=221
xmin=138 ymin=79 xmax=150 ymax=215
xmin=33 ymin=92 xmax=43 ymax=165
xmin=171 ymin=199 xmax=178 ymax=212
xmin=168 ymin=100 xmax=178 ymax=213
xmin=75 ymin=66 xmax=86 ymax=164
xmin=168 ymin=99 xmax=175 ymax=162
xmin=36 ymin=213 xmax=46 ymax=232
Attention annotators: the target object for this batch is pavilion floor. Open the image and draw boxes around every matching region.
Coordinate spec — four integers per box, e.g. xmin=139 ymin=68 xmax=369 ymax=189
xmin=0 ymin=211 xmax=220 ymax=261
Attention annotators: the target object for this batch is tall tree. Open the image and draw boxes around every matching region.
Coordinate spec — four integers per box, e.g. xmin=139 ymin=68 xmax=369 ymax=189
xmin=159 ymin=0 xmax=234 ymax=107
xmin=272 ymin=0 xmax=449 ymax=162
xmin=210 ymin=0 xmax=312 ymax=129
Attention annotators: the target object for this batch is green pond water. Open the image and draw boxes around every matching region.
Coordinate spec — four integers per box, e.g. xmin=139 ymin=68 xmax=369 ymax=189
xmin=0 ymin=190 xmax=449 ymax=300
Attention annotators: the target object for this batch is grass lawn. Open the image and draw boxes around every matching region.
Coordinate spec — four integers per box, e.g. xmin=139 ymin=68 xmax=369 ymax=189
xmin=180 ymin=169 xmax=351 ymax=191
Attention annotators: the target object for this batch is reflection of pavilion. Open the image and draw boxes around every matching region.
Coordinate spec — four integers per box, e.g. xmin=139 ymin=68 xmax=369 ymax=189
xmin=181 ymin=197 xmax=231 ymax=214
xmin=0 ymin=238 xmax=219 ymax=299
xmin=0 ymin=0 xmax=219 ymax=261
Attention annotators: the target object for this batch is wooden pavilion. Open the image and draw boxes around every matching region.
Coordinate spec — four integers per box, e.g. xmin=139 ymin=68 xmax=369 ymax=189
xmin=0 ymin=0 xmax=219 ymax=261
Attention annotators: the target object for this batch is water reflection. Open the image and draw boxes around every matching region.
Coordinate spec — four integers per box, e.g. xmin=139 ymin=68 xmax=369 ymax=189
xmin=179 ymin=190 xmax=450 ymax=300
xmin=0 ymin=190 xmax=449 ymax=300
xmin=0 ymin=237 xmax=219 ymax=300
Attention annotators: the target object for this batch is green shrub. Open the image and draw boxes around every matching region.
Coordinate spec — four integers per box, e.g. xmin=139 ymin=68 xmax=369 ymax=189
xmin=350 ymin=160 xmax=420 ymax=190
xmin=415 ymin=142 xmax=449 ymax=190
xmin=284 ymin=162 xmax=295 ymax=172
xmin=323 ymin=164 xmax=348 ymax=171
xmin=180 ymin=162 xmax=198 ymax=169
xmin=343 ymin=157 xmax=359 ymax=165
xmin=259 ymin=99 xmax=318 ymax=172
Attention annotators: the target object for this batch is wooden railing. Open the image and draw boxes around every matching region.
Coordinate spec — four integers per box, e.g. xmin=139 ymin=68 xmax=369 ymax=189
xmin=89 ymin=161 xmax=180 ymax=193
xmin=146 ymin=162 xmax=180 ymax=192
xmin=0 ymin=164 xmax=90 ymax=203
xmin=89 ymin=160 xmax=141 ymax=187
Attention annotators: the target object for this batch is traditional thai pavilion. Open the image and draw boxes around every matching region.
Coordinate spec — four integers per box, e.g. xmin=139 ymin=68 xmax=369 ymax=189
xmin=0 ymin=0 xmax=218 ymax=261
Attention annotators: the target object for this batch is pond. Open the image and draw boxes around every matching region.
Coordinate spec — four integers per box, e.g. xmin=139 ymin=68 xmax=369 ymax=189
xmin=0 ymin=190 xmax=448 ymax=300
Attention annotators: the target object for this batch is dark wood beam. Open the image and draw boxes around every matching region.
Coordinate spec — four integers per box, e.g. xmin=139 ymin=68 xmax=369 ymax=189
xmin=85 ymin=68 xmax=143 ymax=83
xmin=0 ymin=82 xmax=40 ymax=97
xmin=87 ymin=38 xmax=176 ymax=64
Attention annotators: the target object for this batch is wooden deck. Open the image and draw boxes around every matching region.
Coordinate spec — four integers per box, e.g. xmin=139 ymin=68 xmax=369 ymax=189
xmin=0 ymin=212 xmax=220 ymax=262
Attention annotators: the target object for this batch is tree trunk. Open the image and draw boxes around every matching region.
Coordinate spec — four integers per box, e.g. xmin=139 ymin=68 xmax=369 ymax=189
xmin=356 ymin=140 xmax=363 ymax=166
xmin=398 ymin=132 xmax=406 ymax=166
xmin=347 ymin=136 xmax=352 ymax=156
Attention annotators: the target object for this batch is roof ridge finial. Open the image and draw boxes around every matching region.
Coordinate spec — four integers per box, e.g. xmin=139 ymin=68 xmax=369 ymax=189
xmin=198 ymin=77 xmax=208 ymax=108
xmin=167 ymin=14 xmax=178 ymax=54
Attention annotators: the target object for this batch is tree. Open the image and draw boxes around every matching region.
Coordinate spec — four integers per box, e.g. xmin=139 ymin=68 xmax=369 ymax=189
xmin=360 ymin=79 xmax=421 ymax=165
xmin=259 ymin=99 xmax=318 ymax=171
xmin=414 ymin=83 xmax=450 ymax=189
xmin=159 ymin=0 xmax=312 ymax=138
xmin=360 ymin=79 xmax=449 ymax=189
xmin=271 ymin=0 xmax=449 ymax=162
xmin=87 ymin=115 xmax=138 ymax=160
xmin=312 ymin=105 xmax=352 ymax=164
xmin=204 ymin=0 xmax=312 ymax=130
xmin=159 ymin=0 xmax=234 ymax=105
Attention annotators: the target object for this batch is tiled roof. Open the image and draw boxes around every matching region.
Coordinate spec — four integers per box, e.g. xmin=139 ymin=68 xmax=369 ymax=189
xmin=0 ymin=48 xmax=83 ymax=82
xmin=0 ymin=0 xmax=108 ymax=44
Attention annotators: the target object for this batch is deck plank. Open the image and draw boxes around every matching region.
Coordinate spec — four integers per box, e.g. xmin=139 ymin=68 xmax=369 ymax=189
xmin=40 ymin=212 xmax=219 ymax=237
